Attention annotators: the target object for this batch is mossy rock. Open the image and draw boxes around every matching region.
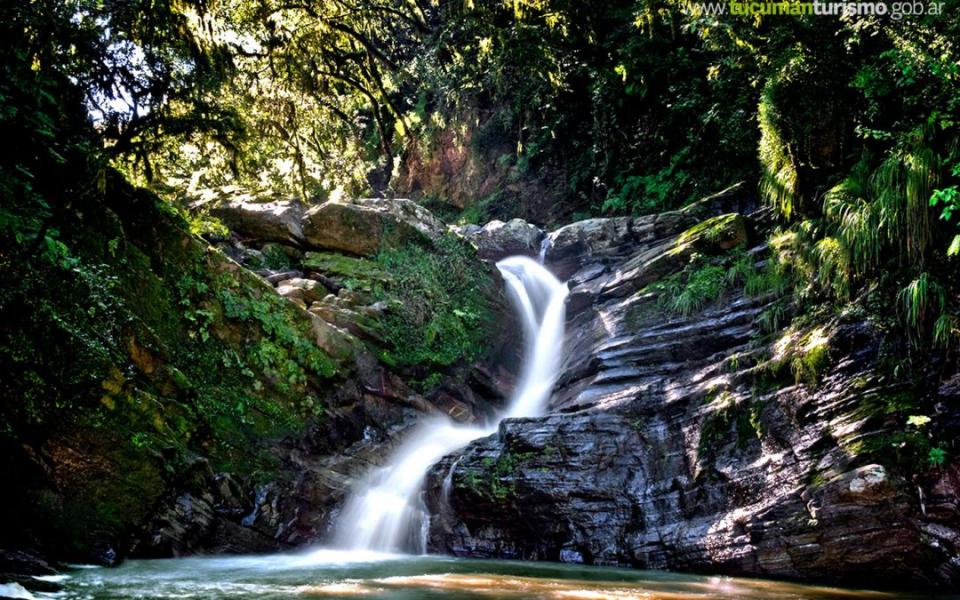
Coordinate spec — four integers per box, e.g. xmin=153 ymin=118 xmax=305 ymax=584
xmin=302 ymin=251 xmax=389 ymax=284
xmin=674 ymin=213 xmax=748 ymax=255
xmin=300 ymin=198 xmax=445 ymax=257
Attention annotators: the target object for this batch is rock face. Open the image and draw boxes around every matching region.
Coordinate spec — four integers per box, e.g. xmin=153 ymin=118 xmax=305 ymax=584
xmin=425 ymin=205 xmax=960 ymax=589
xmin=392 ymin=108 xmax=575 ymax=224
xmin=0 ymin=550 xmax=60 ymax=595
xmin=301 ymin=198 xmax=445 ymax=257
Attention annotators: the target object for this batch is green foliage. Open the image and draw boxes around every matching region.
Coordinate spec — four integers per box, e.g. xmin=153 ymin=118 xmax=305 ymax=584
xmin=663 ymin=262 xmax=727 ymax=316
xmin=260 ymin=244 xmax=296 ymax=271
xmin=144 ymin=0 xmax=434 ymax=197
xmin=601 ymin=150 xmax=692 ymax=215
xmin=812 ymin=237 xmax=851 ymax=301
xmin=0 ymin=159 xmax=348 ymax=555
xmin=371 ymin=235 xmax=493 ymax=368
xmin=824 ymin=127 xmax=944 ymax=286
xmin=410 ymin=372 xmax=444 ymax=394
xmin=3 ymin=0 xmax=239 ymax=179
xmin=743 ymin=260 xmax=791 ymax=300
xmin=934 ymin=313 xmax=960 ymax=350
xmin=823 ymin=157 xmax=881 ymax=274
xmin=303 ymin=252 xmax=386 ymax=285
xmin=852 ymin=387 xmax=950 ymax=475
xmin=0 ymin=245 xmax=123 ymax=432
xmin=757 ymin=299 xmax=790 ymax=334
xmin=757 ymin=324 xmax=833 ymax=388
xmin=187 ymin=211 xmax=231 ymax=240
xmin=930 ymin=161 xmax=960 ymax=256
xmin=652 ymin=248 xmax=790 ymax=318
xmin=456 ymin=191 xmax=502 ymax=226
xmin=758 ymin=84 xmax=799 ymax=220
xmin=394 ymin=0 xmax=759 ymax=216
xmin=217 ymin=286 xmax=337 ymax=387
xmin=459 ymin=448 xmax=541 ymax=502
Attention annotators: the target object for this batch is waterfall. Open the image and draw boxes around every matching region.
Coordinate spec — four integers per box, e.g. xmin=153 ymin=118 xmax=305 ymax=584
xmin=497 ymin=256 xmax=567 ymax=420
xmin=332 ymin=255 xmax=568 ymax=554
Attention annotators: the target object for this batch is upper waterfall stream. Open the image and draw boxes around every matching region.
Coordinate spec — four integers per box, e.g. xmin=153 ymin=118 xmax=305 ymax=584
xmin=333 ymin=255 xmax=568 ymax=553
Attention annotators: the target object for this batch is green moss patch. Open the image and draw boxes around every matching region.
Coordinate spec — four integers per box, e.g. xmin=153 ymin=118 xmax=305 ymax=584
xmin=303 ymin=251 xmax=390 ymax=287
xmin=369 ymin=234 xmax=495 ymax=369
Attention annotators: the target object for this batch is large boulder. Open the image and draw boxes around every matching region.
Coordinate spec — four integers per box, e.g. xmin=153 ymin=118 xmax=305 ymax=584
xmin=543 ymin=213 xmax=696 ymax=280
xmin=461 ymin=219 xmax=544 ymax=261
xmin=200 ymin=189 xmax=306 ymax=246
xmin=301 ymin=198 xmax=445 ymax=257
xmin=0 ymin=550 xmax=60 ymax=596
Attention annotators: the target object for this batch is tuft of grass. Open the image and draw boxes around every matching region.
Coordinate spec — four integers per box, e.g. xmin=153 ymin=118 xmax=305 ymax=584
xmin=671 ymin=263 xmax=728 ymax=315
xmin=812 ymin=237 xmax=850 ymax=301
xmin=898 ymin=272 xmax=945 ymax=344
xmin=790 ymin=328 xmax=831 ymax=385
xmin=653 ymin=247 xmax=793 ymax=319
xmin=651 ymin=243 xmax=795 ymax=322
xmin=824 ymin=155 xmax=880 ymax=274
xmin=758 ymin=299 xmax=789 ymax=333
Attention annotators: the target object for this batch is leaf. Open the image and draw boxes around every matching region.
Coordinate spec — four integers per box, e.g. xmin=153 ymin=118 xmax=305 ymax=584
xmin=929 ymin=447 xmax=947 ymax=467
xmin=950 ymin=235 xmax=960 ymax=256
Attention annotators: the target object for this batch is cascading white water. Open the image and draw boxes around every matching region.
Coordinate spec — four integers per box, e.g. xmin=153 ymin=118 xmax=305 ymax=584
xmin=497 ymin=256 xmax=568 ymax=420
xmin=333 ymin=255 xmax=568 ymax=554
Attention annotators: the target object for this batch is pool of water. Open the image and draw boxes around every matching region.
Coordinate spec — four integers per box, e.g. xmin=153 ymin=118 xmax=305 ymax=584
xmin=43 ymin=550 xmax=957 ymax=599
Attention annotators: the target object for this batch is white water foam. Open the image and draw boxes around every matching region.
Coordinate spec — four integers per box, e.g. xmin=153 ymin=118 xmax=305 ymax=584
xmin=333 ymin=255 xmax=567 ymax=553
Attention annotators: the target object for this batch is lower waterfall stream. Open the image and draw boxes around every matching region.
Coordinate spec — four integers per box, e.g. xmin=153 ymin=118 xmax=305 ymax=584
xmin=333 ymin=255 xmax=569 ymax=553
